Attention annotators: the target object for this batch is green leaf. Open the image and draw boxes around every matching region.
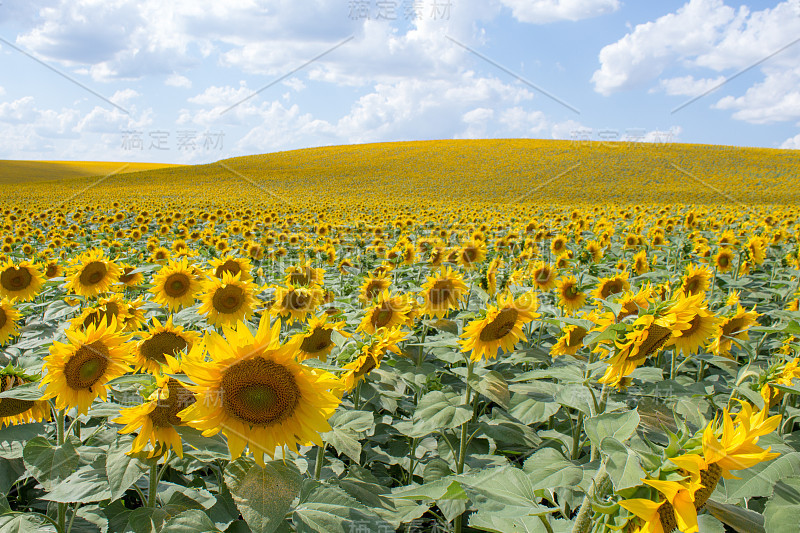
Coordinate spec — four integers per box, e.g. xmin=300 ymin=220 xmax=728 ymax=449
xmin=162 ymin=509 xmax=223 ymax=533
xmin=224 ymin=456 xmax=301 ymax=533
xmin=0 ymin=382 xmax=44 ymax=401
xmin=0 ymin=423 xmax=48 ymax=460
xmin=105 ymin=436 xmax=150 ymax=501
xmin=22 ymin=436 xmax=79 ymax=491
xmin=121 ymin=507 xmax=169 ymax=533
xmin=764 ymin=477 xmax=800 ymax=533
xmin=391 ymin=479 xmax=468 ymax=501
xmin=42 ymin=461 xmax=112 ymax=503
xmin=293 ymin=482 xmax=393 ymax=533
xmin=507 ymin=395 xmax=560 ymax=425
xmin=601 ymin=438 xmax=647 ymax=491
xmin=469 ymin=370 xmax=510 ymax=408
xmin=469 ymin=510 xmax=553 ymax=533
xmin=585 ymin=409 xmax=639 ymax=449
xmin=327 ymin=410 xmax=373 ymax=433
xmin=0 ymin=513 xmax=56 ymax=532
xmin=406 ymin=391 xmax=472 ymax=437
xmin=705 ymin=499 xmax=765 ymax=533
xmin=718 ymin=453 xmax=800 ymax=503
xmin=554 ymin=385 xmax=594 ymax=415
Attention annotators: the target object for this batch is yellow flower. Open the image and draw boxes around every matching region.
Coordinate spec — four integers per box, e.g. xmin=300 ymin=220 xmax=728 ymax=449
xmin=151 ymin=258 xmax=201 ymax=311
xmin=460 ymin=292 xmax=538 ymax=362
xmin=179 ymin=316 xmax=341 ymax=465
xmin=0 ymin=260 xmax=44 ymax=302
xmin=0 ymin=298 xmax=21 ymax=345
xmin=556 ymin=276 xmax=586 ymax=315
xmin=0 ymin=368 xmax=51 ymax=427
xmin=359 ymin=289 xmax=414 ymax=334
xmin=209 ymin=255 xmax=254 ymax=283
xmin=709 ymin=305 xmax=759 ymax=357
xmin=40 ymin=319 xmax=133 ymax=415
xmin=593 ymin=271 xmax=630 ymax=303
xmin=530 ymin=261 xmax=557 ymax=291
xmin=199 ymin=271 xmax=256 ymax=327
xmin=284 ymin=260 xmax=324 ymax=286
xmin=341 ymin=327 xmax=408 ymax=392
xmin=551 ymin=325 xmax=588 ymax=358
xmin=679 ymin=264 xmax=712 ymax=296
xmin=133 ymin=317 xmax=200 ymax=374
xmin=270 ymin=283 xmax=324 ymax=325
xmin=290 ymin=314 xmax=350 ymax=362
xmin=66 ymin=249 xmax=121 ymax=298
xmin=114 ymin=363 xmax=196 ymax=459
xmin=419 ymin=266 xmax=468 ymax=318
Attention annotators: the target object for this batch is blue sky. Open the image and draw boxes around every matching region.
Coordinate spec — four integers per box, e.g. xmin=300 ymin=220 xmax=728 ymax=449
xmin=0 ymin=0 xmax=798 ymax=163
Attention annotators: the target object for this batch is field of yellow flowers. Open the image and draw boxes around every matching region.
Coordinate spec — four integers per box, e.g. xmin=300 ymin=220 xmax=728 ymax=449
xmin=1 ymin=139 xmax=799 ymax=533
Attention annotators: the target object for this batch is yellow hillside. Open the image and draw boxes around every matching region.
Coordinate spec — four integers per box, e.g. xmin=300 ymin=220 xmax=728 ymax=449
xmin=0 ymin=160 xmax=182 ymax=184
xmin=2 ymin=139 xmax=799 ymax=206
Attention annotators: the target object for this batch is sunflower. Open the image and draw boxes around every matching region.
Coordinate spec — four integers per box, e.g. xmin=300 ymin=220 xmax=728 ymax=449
xmin=114 ymin=357 xmax=196 ymax=458
xmin=593 ymin=271 xmax=631 ymax=303
xmin=290 ymin=314 xmax=350 ymax=362
xmin=670 ymin=294 xmax=718 ymax=355
xmin=713 ymin=248 xmax=735 ymax=273
xmin=746 ymin=236 xmax=766 ymax=265
xmin=0 ymin=260 xmax=44 ymax=302
xmin=550 ymin=325 xmax=588 ymax=358
xmin=43 ymin=261 xmax=63 ymax=280
xmin=270 ymin=284 xmax=324 ymax=325
xmin=284 ymin=261 xmax=324 ymax=286
xmin=118 ymin=263 xmax=144 ymax=287
xmin=134 ymin=317 xmax=200 ymax=374
xmin=458 ymin=240 xmax=487 ymax=270
xmin=0 ymin=367 xmax=51 ymax=427
xmin=632 ymin=250 xmax=650 ymax=275
xmin=122 ymin=297 xmax=146 ymax=332
xmin=151 ymin=258 xmax=201 ymax=311
xmin=419 ymin=266 xmax=469 ymax=318
xmin=0 ymin=298 xmax=21 ymax=345
xmin=530 ymin=261 xmax=557 ymax=291
xmin=358 ymin=273 xmax=391 ymax=304
xmin=179 ymin=316 xmax=341 ymax=465
xmin=550 ymin=235 xmax=568 ymax=256
xmin=40 ymin=319 xmax=133 ymax=415
xmin=556 ymin=276 xmax=586 ymax=315
xmin=679 ymin=264 xmax=712 ymax=296
xmin=70 ymin=295 xmax=129 ymax=331
xmin=615 ymin=285 xmax=655 ymax=321
xmin=709 ymin=305 xmax=759 ymax=357
xmin=599 ymin=307 xmax=693 ymax=389
xmin=66 ymin=249 xmax=121 ymax=298
xmin=199 ymin=271 xmax=256 ymax=327
xmin=460 ymin=292 xmax=539 ymax=362
xmin=209 ymin=255 xmax=253 ymax=283
xmin=341 ymin=327 xmax=408 ymax=392
xmin=359 ymin=289 xmax=414 ymax=334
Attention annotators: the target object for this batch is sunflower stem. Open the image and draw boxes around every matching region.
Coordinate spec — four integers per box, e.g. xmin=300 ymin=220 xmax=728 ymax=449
xmin=353 ymin=381 xmax=362 ymax=410
xmin=147 ymin=463 xmax=159 ymax=508
xmin=65 ymin=503 xmax=81 ymax=533
xmin=454 ymin=360 xmax=474 ymax=533
xmin=314 ymin=442 xmax=326 ymax=480
xmin=538 ymin=515 xmax=555 ymax=533
xmin=571 ymin=462 xmax=607 ymax=533
xmin=55 ymin=408 xmax=67 ymax=532
xmin=669 ymin=348 xmax=677 ymax=381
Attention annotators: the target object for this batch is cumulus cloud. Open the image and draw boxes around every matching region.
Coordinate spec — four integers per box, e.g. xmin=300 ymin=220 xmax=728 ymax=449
xmin=780 ymin=133 xmax=800 ymax=149
xmin=592 ymin=0 xmax=800 ymax=126
xmin=499 ymin=0 xmax=620 ymax=24
xmin=166 ymin=74 xmax=192 ymax=88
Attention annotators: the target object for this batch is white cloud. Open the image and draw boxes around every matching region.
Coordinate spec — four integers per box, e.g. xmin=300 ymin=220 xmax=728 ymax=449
xmin=655 ymin=75 xmax=726 ymax=96
xmin=592 ymin=0 xmax=738 ymax=95
xmin=0 ymin=87 xmax=5 ymax=97
xmin=780 ymin=133 xmax=800 ymax=149
xmin=166 ymin=74 xmax=192 ymax=88
xmin=592 ymin=0 xmax=800 ymax=126
xmin=714 ymin=66 xmax=800 ymax=124
xmin=499 ymin=0 xmax=620 ymax=24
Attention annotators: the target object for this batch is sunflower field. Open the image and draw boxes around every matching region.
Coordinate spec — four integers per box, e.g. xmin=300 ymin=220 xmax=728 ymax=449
xmin=1 ymin=140 xmax=800 ymax=533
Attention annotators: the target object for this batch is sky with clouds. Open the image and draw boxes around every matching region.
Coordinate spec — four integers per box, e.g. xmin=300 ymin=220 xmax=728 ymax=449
xmin=0 ymin=0 xmax=799 ymax=163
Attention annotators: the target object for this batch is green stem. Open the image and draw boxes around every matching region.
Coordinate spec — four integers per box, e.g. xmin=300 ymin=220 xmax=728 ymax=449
xmin=538 ymin=515 xmax=555 ymax=533
xmin=147 ymin=463 xmax=159 ymax=508
xmin=314 ymin=442 xmax=326 ymax=480
xmin=571 ymin=462 xmax=608 ymax=533
xmin=454 ymin=360 xmax=474 ymax=533
xmin=66 ymin=503 xmax=81 ymax=533
xmin=669 ymin=348 xmax=677 ymax=381
xmin=353 ymin=381 xmax=362 ymax=410
xmin=571 ymin=411 xmax=585 ymax=460
xmin=56 ymin=409 xmax=66 ymax=532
